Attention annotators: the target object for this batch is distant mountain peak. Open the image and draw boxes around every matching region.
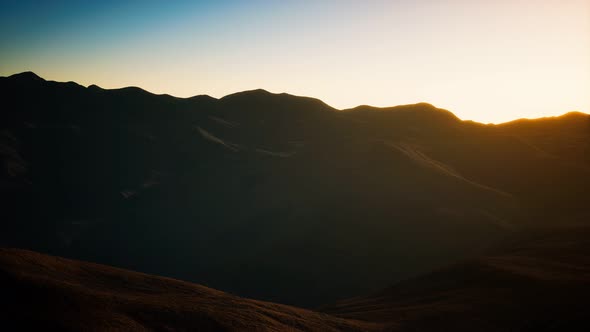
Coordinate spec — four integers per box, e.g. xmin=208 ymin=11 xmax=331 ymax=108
xmin=8 ymin=71 xmax=45 ymax=82
xmin=187 ymin=94 xmax=217 ymax=102
xmin=219 ymin=88 xmax=335 ymax=112
xmin=109 ymin=86 xmax=154 ymax=96
xmin=414 ymin=102 xmax=437 ymax=109
xmin=347 ymin=102 xmax=437 ymax=112
xmin=220 ymin=89 xmax=273 ymax=100
xmin=560 ymin=111 xmax=589 ymax=119
xmin=346 ymin=102 xmax=459 ymax=122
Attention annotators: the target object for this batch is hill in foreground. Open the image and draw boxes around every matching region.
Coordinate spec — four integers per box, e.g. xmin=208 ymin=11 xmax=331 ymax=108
xmin=2 ymin=225 xmax=589 ymax=331
xmin=0 ymin=248 xmax=376 ymax=331
xmin=324 ymin=225 xmax=590 ymax=331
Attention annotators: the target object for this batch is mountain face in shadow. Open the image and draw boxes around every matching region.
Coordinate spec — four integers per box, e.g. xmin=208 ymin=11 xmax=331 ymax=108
xmin=2 ymin=225 xmax=589 ymax=331
xmin=1 ymin=72 xmax=589 ymax=307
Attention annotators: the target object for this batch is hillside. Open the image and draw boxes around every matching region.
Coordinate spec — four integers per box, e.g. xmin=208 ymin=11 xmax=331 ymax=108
xmin=1 ymin=72 xmax=589 ymax=306
xmin=324 ymin=225 xmax=590 ymax=331
xmin=1 ymin=225 xmax=589 ymax=331
xmin=0 ymin=248 xmax=377 ymax=331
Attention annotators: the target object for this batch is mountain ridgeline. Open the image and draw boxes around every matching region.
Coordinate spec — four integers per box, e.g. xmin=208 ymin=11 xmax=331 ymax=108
xmin=1 ymin=72 xmax=589 ymax=307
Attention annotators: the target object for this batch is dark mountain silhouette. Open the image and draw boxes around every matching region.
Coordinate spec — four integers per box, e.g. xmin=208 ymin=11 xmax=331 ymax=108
xmin=1 ymin=225 xmax=588 ymax=331
xmin=1 ymin=72 xmax=589 ymax=307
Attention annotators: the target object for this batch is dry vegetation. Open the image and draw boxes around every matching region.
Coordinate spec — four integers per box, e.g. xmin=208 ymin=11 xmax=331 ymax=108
xmin=0 ymin=248 xmax=379 ymax=331
xmin=2 ymin=225 xmax=589 ymax=331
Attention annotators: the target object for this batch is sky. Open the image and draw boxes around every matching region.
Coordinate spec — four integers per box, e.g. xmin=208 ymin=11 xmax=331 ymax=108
xmin=1 ymin=0 xmax=589 ymax=123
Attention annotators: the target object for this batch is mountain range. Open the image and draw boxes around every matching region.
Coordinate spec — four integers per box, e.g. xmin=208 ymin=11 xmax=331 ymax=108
xmin=1 ymin=72 xmax=589 ymax=328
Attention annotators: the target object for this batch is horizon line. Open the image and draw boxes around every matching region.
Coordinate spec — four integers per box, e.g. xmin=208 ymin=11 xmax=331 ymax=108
xmin=3 ymin=71 xmax=589 ymax=126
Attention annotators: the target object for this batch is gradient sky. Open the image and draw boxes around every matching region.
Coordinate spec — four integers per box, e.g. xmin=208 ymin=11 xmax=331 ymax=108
xmin=1 ymin=0 xmax=589 ymax=123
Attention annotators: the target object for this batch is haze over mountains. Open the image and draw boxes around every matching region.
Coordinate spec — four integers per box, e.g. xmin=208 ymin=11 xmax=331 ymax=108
xmin=1 ymin=72 xmax=589 ymax=316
